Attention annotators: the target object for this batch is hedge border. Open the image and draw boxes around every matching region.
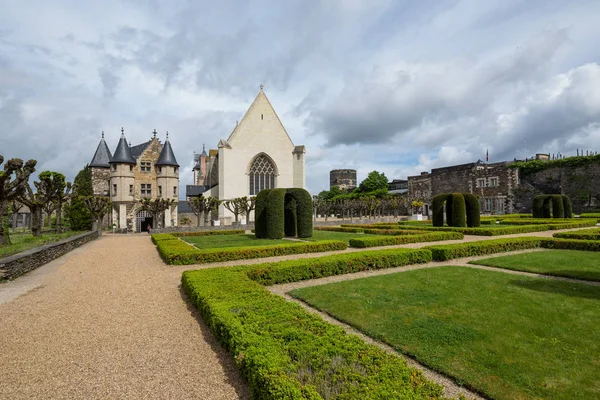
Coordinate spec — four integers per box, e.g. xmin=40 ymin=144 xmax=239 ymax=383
xmin=349 ymin=231 xmax=463 ymax=248
xmin=314 ymin=226 xmax=364 ymax=233
xmin=553 ymin=228 xmax=600 ymax=241
xmin=181 ymin=247 xmax=445 ymax=399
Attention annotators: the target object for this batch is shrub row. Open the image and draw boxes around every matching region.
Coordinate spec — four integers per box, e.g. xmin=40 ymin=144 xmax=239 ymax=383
xmin=182 ymin=251 xmax=445 ymax=399
xmin=425 ymin=237 xmax=600 ymax=260
xmin=554 ymin=228 xmax=600 ymax=240
xmin=349 ymin=232 xmax=463 ymax=248
xmin=498 ymin=218 xmax=594 ymax=226
xmin=172 ymin=230 xmax=246 ymax=237
xmin=314 ymin=226 xmax=364 ymax=233
xmin=425 ymin=237 xmax=543 ymax=261
xmin=247 ymin=248 xmax=432 ymax=285
xmin=395 ymin=224 xmax=552 ymax=236
xmin=151 ymin=233 xmax=178 ymax=244
xmin=156 ymin=239 xmax=348 ymax=265
xmin=363 ymin=229 xmax=426 ymax=236
xmin=579 ymin=213 xmax=600 ymax=218
xmin=341 ymin=224 xmax=398 ymax=230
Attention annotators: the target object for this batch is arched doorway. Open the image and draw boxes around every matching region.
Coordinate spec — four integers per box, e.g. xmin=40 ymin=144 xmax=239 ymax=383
xmin=136 ymin=210 xmax=153 ymax=233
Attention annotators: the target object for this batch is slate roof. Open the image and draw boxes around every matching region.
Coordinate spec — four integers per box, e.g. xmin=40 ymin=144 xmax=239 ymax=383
xmin=186 ymin=185 xmax=207 ymax=197
xmin=90 ymin=135 xmax=113 ymax=168
xmin=178 ymin=201 xmax=193 ymax=213
xmin=130 ymin=141 xmax=151 ymax=159
xmin=156 ymin=138 xmax=179 ymax=167
xmin=110 ymin=135 xmax=137 ymax=165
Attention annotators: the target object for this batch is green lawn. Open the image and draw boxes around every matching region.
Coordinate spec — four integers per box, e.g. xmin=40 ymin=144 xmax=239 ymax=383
xmin=291 ymin=266 xmax=600 ymax=400
xmin=182 ymin=234 xmax=291 ymax=249
xmin=0 ymin=231 xmax=86 ymax=258
xmin=470 ymin=249 xmax=600 ymax=282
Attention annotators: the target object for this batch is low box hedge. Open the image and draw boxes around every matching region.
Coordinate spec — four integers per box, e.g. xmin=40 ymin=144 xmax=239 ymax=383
xmin=349 ymin=232 xmax=463 ymax=248
xmin=340 ymin=224 xmax=399 ymax=230
xmin=182 ymin=249 xmax=445 ymax=399
xmin=247 ymin=248 xmax=432 ymax=285
xmin=363 ymin=229 xmax=426 ymax=236
xmin=425 ymin=237 xmax=544 ymax=261
xmin=172 ymin=230 xmax=246 ymax=237
xmin=579 ymin=213 xmax=600 ymax=218
xmin=157 ymin=239 xmax=348 ymax=264
xmin=498 ymin=219 xmax=594 ymax=226
xmin=394 ymin=224 xmax=553 ymax=236
xmin=543 ymin=238 xmax=600 ymax=251
xmin=151 ymin=233 xmax=179 ymax=244
xmin=553 ymin=228 xmax=600 ymax=240
xmin=314 ymin=226 xmax=364 ymax=233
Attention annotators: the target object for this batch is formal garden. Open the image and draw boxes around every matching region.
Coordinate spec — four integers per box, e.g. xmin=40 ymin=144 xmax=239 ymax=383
xmin=145 ymin=190 xmax=600 ymax=399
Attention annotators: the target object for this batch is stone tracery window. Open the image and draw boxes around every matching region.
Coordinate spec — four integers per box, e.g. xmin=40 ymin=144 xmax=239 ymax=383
xmin=249 ymin=155 xmax=276 ymax=195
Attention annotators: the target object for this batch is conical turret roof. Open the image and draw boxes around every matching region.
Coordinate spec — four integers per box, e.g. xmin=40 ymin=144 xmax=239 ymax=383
xmin=156 ymin=133 xmax=179 ymax=167
xmin=90 ymin=132 xmax=113 ymax=168
xmin=110 ymin=128 xmax=137 ymax=165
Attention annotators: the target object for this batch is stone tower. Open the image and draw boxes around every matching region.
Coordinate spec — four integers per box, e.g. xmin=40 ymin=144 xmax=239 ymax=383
xmin=89 ymin=132 xmax=112 ymax=196
xmin=155 ymin=132 xmax=180 ymax=227
xmin=109 ymin=128 xmax=136 ymax=229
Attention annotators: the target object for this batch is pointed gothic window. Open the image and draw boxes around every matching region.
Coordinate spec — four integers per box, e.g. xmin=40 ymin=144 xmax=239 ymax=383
xmin=249 ymin=155 xmax=276 ymax=195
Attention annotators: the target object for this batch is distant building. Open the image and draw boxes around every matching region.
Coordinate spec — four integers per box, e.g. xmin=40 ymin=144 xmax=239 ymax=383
xmin=387 ymin=179 xmax=408 ymax=194
xmin=89 ymin=129 xmax=180 ymax=232
xmin=330 ymin=169 xmax=357 ymax=192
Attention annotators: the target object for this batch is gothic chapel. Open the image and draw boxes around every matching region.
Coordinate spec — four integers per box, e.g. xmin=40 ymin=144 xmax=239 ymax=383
xmin=192 ymin=86 xmax=306 ymax=223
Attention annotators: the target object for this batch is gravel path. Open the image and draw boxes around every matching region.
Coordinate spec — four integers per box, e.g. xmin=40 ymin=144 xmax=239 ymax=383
xmin=0 ymin=235 xmax=251 ymax=400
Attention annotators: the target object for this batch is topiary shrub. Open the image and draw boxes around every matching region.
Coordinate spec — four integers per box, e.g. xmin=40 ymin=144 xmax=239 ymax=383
xmin=284 ymin=193 xmax=297 ymax=237
xmin=266 ymin=189 xmax=286 ymax=239
xmin=542 ymin=196 xmax=553 ymax=218
xmin=550 ymin=194 xmax=564 ymax=219
xmin=445 ymin=194 xmax=454 ymax=226
xmin=286 ymin=188 xmax=313 ymax=238
xmin=451 ymin=193 xmax=467 ymax=227
xmin=254 ymin=189 xmax=271 ymax=238
xmin=532 ymin=195 xmax=545 ymax=218
xmin=562 ymin=195 xmax=573 ymax=218
xmin=462 ymin=193 xmax=481 ymax=227
xmin=432 ymin=194 xmax=449 ymax=227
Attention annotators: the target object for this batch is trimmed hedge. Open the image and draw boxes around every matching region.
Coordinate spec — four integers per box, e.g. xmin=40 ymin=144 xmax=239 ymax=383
xmin=363 ymin=229 xmax=428 ymax=236
xmin=247 ymin=248 xmax=433 ymax=285
xmin=431 ymin=193 xmax=448 ymax=227
xmin=349 ymin=232 xmax=463 ymax=248
xmin=182 ymin=249 xmax=445 ymax=399
xmin=266 ymin=189 xmax=286 ymax=239
xmin=172 ymin=230 xmax=245 ymax=237
xmin=284 ymin=193 xmax=297 ymax=237
xmin=499 ymin=219 xmax=597 ymax=228
xmin=254 ymin=189 xmax=271 ymax=238
xmin=286 ymin=188 xmax=313 ymax=238
xmin=551 ymin=194 xmax=565 ymax=219
xmin=394 ymin=224 xmax=553 ymax=236
xmin=425 ymin=237 xmax=544 ymax=261
xmin=553 ymin=228 xmax=600 ymax=241
xmin=151 ymin=233 xmax=179 ymax=244
xmin=563 ymin=195 xmax=573 ymax=218
xmin=463 ymin=193 xmax=481 ymax=227
xmin=314 ymin=226 xmax=364 ymax=233
xmin=532 ymin=196 xmax=545 ymax=218
xmin=340 ymin=224 xmax=398 ymax=230
xmin=156 ymin=239 xmax=347 ymax=264
xmin=543 ymin=238 xmax=600 ymax=251
xmin=451 ymin=193 xmax=467 ymax=227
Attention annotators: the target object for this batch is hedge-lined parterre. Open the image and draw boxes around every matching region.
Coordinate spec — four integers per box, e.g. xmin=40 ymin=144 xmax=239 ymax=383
xmin=497 ymin=218 xmax=594 ymax=226
xmin=425 ymin=237 xmax=600 ymax=261
xmin=349 ymin=232 xmax=463 ymax=248
xmin=363 ymin=229 xmax=429 ymax=236
xmin=386 ymin=220 xmax=596 ymax=235
xmin=153 ymin=234 xmax=347 ymax=264
xmin=172 ymin=229 xmax=246 ymax=237
xmin=182 ymin=248 xmax=446 ymax=399
xmin=553 ymin=228 xmax=600 ymax=240
xmin=340 ymin=224 xmax=399 ymax=230
xmin=314 ymin=226 xmax=364 ymax=233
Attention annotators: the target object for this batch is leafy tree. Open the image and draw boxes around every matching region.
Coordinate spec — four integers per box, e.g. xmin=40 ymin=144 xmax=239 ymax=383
xmin=83 ymin=196 xmax=112 ymax=235
xmin=358 ymin=171 xmax=388 ymax=193
xmin=139 ymin=198 xmax=176 ymax=229
xmin=19 ymin=182 xmax=45 ymax=237
xmin=205 ymin=197 xmax=221 ymax=225
xmin=388 ymin=195 xmax=406 ymax=218
xmin=317 ymin=186 xmax=342 ymax=200
xmin=236 ymin=196 xmax=256 ymax=223
xmin=68 ymin=166 xmax=94 ymax=231
xmin=223 ymin=198 xmax=245 ymax=224
xmin=0 ymin=156 xmax=37 ymax=244
xmin=37 ymin=171 xmax=72 ymax=233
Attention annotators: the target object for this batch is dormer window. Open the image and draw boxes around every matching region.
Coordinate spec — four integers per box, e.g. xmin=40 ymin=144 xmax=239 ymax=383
xmin=157 ymin=166 xmax=162 ymax=174
xmin=141 ymin=161 xmax=152 ymax=172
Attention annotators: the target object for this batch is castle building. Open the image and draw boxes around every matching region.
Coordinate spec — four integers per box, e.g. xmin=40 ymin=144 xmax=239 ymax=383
xmin=330 ymin=169 xmax=357 ymax=192
xmin=186 ymin=86 xmax=306 ymax=223
xmin=90 ymin=129 xmax=180 ymax=232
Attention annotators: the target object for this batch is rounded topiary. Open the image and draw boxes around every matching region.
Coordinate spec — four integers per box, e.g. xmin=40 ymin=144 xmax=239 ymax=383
xmin=542 ymin=196 xmax=553 ymax=218
xmin=254 ymin=189 xmax=271 ymax=238
xmin=432 ymin=194 xmax=449 ymax=227
xmin=550 ymin=194 xmax=565 ymax=219
xmin=266 ymin=189 xmax=286 ymax=239
xmin=284 ymin=193 xmax=297 ymax=237
xmin=451 ymin=193 xmax=467 ymax=227
xmin=286 ymin=188 xmax=313 ymax=238
xmin=462 ymin=193 xmax=481 ymax=227
xmin=562 ymin=195 xmax=573 ymax=218
xmin=532 ymin=195 xmax=545 ymax=218
xmin=445 ymin=195 xmax=454 ymax=226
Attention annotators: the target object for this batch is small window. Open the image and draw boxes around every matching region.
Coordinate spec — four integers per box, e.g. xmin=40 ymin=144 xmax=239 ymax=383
xmin=173 ymin=186 xmax=177 ymax=197
xmin=157 ymin=166 xmax=162 ymax=174
xmin=174 ymin=167 xmax=178 ymax=174
xmin=141 ymin=183 xmax=152 ymax=197
xmin=261 ymin=114 xmax=263 ymax=120
xmin=129 ymin=165 xmax=133 ymax=172
xmin=112 ymin=164 xmax=117 ymax=171
xmin=477 ymin=178 xmax=485 ymax=188
xmin=129 ymin=185 xmax=133 ymax=195
xmin=141 ymin=161 xmax=152 ymax=172
xmin=490 ymin=178 xmax=498 ymax=187
xmin=485 ymin=198 xmax=493 ymax=211
xmin=113 ymin=184 xmax=117 ymax=196
xmin=158 ymin=186 xmax=162 ymax=197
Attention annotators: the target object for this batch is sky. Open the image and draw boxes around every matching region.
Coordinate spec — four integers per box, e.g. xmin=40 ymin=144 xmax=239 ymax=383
xmin=1 ymin=0 xmax=600 ymax=197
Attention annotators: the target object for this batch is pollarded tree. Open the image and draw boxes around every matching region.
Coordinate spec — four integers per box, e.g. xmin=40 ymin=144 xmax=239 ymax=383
xmin=388 ymin=195 xmax=406 ymax=218
xmin=18 ymin=182 xmax=45 ymax=238
xmin=188 ymin=196 xmax=208 ymax=227
xmin=37 ymin=171 xmax=73 ymax=233
xmin=223 ymin=197 xmax=246 ymax=224
xmin=83 ymin=196 xmax=112 ymax=236
xmin=10 ymin=200 xmax=24 ymax=232
xmin=0 ymin=156 xmax=37 ymax=245
xmin=139 ymin=198 xmax=176 ymax=229
xmin=205 ymin=196 xmax=221 ymax=225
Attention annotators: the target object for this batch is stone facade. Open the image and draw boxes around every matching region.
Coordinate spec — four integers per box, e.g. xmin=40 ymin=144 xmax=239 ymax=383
xmin=330 ymin=169 xmax=357 ymax=191
xmin=0 ymin=231 xmax=98 ymax=280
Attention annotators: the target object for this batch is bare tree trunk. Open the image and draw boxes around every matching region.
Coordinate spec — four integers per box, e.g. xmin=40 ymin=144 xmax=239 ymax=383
xmin=55 ymin=203 xmax=62 ymax=234
xmin=31 ymin=206 xmax=42 ymax=237
xmin=196 ymin=213 xmax=201 ymax=227
xmin=0 ymin=200 xmax=11 ymax=245
xmin=96 ymin=218 xmax=103 ymax=236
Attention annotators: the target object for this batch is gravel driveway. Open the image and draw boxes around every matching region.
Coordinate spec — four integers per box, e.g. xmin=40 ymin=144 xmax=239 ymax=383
xmin=0 ymin=235 xmax=251 ymax=400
